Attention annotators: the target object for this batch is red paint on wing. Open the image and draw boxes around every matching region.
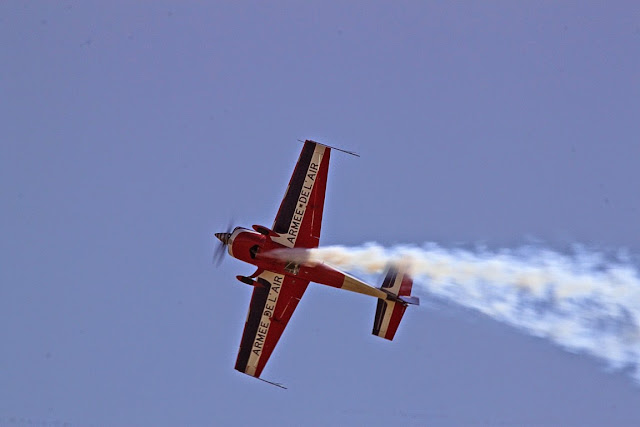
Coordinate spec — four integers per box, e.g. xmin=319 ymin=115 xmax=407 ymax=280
xmin=253 ymin=276 xmax=309 ymax=378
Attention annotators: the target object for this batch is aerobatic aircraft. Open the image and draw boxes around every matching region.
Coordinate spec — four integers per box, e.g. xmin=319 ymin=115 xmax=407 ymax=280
xmin=215 ymin=140 xmax=419 ymax=386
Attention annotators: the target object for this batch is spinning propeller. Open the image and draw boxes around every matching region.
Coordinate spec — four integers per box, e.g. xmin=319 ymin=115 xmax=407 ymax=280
xmin=213 ymin=222 xmax=233 ymax=266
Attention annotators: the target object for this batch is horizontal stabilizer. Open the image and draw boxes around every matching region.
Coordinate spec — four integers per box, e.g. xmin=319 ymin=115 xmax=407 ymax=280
xmin=399 ymin=295 xmax=420 ymax=305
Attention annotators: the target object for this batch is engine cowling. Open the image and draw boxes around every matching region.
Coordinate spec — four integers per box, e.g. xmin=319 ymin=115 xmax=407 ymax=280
xmin=252 ymin=224 xmax=280 ymax=238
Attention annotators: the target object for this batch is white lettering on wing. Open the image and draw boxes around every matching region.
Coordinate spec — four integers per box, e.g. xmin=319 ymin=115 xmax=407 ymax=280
xmin=246 ymin=272 xmax=284 ymax=375
xmin=274 ymin=145 xmax=325 ymax=248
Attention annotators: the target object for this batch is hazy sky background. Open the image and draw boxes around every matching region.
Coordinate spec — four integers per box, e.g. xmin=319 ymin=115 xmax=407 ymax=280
xmin=2 ymin=2 xmax=639 ymax=426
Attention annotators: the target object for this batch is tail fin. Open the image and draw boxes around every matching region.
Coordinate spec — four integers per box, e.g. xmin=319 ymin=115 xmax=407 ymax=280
xmin=372 ymin=265 xmax=419 ymax=341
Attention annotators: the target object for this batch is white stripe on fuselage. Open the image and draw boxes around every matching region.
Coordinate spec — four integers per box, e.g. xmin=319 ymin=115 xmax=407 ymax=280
xmin=245 ymin=270 xmax=285 ymax=377
xmin=272 ymin=144 xmax=326 ymax=248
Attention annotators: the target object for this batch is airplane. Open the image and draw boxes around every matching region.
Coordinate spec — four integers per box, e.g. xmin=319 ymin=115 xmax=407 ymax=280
xmin=215 ymin=140 xmax=419 ymax=386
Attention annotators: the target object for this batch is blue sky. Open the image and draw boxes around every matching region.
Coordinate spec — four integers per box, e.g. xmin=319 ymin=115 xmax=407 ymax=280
xmin=2 ymin=2 xmax=639 ymax=426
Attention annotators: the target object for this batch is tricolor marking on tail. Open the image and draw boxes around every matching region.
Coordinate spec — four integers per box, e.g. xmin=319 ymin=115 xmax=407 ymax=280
xmin=372 ymin=265 xmax=419 ymax=340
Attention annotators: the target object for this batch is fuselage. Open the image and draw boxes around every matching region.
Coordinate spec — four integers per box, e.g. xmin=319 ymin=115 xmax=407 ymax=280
xmin=226 ymin=227 xmax=348 ymax=289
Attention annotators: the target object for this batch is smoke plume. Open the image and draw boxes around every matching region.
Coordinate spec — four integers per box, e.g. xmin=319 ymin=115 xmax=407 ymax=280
xmin=304 ymin=243 xmax=640 ymax=381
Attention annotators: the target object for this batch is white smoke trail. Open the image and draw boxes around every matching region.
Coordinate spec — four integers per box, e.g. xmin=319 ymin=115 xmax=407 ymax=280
xmin=306 ymin=243 xmax=640 ymax=381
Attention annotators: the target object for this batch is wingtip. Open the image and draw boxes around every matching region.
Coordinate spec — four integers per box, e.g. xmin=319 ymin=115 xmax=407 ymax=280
xmin=300 ymin=139 xmax=360 ymax=157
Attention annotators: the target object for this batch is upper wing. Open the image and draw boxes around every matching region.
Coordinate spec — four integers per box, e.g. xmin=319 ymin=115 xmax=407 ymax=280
xmin=271 ymin=140 xmax=331 ymax=248
xmin=235 ymin=270 xmax=310 ymax=378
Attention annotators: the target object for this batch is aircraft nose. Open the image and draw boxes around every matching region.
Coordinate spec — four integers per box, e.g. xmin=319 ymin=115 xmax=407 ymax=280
xmin=215 ymin=232 xmax=231 ymax=245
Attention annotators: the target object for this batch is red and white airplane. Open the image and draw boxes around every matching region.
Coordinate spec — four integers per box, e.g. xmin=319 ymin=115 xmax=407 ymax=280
xmin=215 ymin=140 xmax=419 ymax=385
